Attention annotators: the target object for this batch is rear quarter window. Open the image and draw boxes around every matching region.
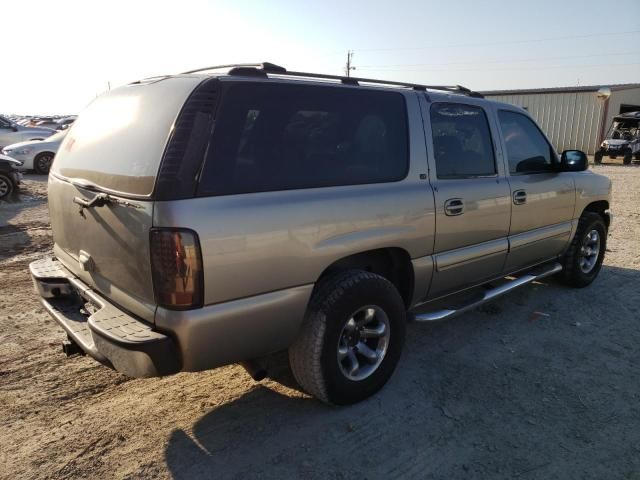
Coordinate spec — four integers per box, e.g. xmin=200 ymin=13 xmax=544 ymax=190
xmin=197 ymin=82 xmax=409 ymax=196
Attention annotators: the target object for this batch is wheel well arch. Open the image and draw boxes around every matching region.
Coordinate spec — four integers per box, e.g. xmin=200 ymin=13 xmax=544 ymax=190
xmin=317 ymin=247 xmax=414 ymax=308
xmin=35 ymin=151 xmax=55 ymax=158
xmin=583 ymin=200 xmax=610 ymax=227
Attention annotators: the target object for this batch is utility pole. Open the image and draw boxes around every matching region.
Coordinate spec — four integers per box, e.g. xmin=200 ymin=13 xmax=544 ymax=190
xmin=345 ymin=50 xmax=355 ymax=77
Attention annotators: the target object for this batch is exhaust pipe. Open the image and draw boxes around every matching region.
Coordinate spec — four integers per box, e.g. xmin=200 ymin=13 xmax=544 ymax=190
xmin=240 ymin=359 xmax=268 ymax=381
xmin=62 ymin=338 xmax=83 ymax=357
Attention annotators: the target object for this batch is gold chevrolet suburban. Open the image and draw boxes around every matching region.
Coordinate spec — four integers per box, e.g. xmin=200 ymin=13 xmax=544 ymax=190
xmin=30 ymin=63 xmax=612 ymax=404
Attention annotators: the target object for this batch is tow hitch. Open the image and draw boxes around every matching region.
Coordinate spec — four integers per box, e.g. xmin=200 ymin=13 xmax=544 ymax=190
xmin=62 ymin=337 xmax=84 ymax=357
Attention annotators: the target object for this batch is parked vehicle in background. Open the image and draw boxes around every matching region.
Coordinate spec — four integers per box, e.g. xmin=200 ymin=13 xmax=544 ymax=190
xmin=35 ymin=120 xmax=60 ymax=129
xmin=0 ymin=115 xmax=54 ymax=149
xmin=2 ymin=129 xmax=68 ymax=174
xmin=595 ymin=111 xmax=640 ymax=165
xmin=0 ymin=154 xmax=22 ymax=199
xmin=56 ymin=116 xmax=76 ymax=130
xmin=30 ymin=63 xmax=612 ymax=405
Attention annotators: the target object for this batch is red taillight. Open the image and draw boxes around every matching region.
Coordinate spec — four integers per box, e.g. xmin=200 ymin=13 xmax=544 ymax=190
xmin=150 ymin=228 xmax=204 ymax=309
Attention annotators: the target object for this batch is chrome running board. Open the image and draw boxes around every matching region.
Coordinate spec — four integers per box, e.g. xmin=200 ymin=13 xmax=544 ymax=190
xmin=413 ymin=262 xmax=563 ymax=322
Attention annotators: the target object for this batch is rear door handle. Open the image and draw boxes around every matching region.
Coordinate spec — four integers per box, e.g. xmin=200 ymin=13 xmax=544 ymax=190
xmin=444 ymin=198 xmax=465 ymax=216
xmin=513 ymin=190 xmax=527 ymax=205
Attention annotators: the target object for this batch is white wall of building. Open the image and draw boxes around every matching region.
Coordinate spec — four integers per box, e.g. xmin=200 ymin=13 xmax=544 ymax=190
xmin=604 ymin=87 xmax=640 ymax=136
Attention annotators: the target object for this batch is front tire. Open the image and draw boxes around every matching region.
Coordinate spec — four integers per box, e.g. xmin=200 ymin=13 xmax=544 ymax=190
xmin=289 ymin=270 xmax=406 ymax=405
xmin=0 ymin=174 xmax=14 ymax=199
xmin=560 ymin=212 xmax=607 ymax=288
xmin=594 ymin=151 xmax=603 ymax=164
xmin=623 ymin=153 xmax=632 ymax=165
xmin=34 ymin=152 xmax=54 ymax=174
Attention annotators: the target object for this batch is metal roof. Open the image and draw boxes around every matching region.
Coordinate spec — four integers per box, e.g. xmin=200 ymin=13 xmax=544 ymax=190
xmin=481 ymin=83 xmax=640 ymax=96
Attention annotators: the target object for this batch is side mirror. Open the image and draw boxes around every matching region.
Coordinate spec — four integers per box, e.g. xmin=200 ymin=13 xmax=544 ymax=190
xmin=560 ymin=150 xmax=588 ymax=172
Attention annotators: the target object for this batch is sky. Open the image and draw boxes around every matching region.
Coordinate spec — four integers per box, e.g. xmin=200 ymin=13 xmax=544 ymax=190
xmin=2 ymin=0 xmax=639 ymax=115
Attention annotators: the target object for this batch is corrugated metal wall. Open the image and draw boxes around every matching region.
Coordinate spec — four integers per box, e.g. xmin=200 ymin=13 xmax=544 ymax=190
xmin=486 ymin=92 xmax=605 ymax=154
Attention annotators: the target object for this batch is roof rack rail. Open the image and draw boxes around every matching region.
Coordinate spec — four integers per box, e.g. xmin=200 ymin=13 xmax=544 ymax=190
xmin=181 ymin=62 xmax=483 ymax=98
xmin=180 ymin=62 xmax=286 ymax=75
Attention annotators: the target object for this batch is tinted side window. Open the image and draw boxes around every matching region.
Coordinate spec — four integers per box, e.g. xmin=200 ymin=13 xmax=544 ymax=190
xmin=198 ymin=83 xmax=408 ymax=196
xmin=430 ymin=103 xmax=496 ymax=179
xmin=498 ymin=110 xmax=555 ymax=174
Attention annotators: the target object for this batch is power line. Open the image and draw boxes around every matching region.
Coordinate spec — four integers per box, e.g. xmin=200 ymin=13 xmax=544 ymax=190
xmin=355 ymin=61 xmax=640 ymax=74
xmin=352 ymin=30 xmax=640 ymax=53
xmin=356 ymin=51 xmax=639 ymax=69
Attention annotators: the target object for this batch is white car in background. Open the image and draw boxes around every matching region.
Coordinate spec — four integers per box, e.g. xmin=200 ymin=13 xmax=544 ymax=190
xmin=0 ymin=115 xmax=54 ymax=149
xmin=2 ymin=129 xmax=68 ymax=174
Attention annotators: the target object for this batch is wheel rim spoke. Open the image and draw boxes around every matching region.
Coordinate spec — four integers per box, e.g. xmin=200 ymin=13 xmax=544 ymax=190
xmin=360 ymin=323 xmax=386 ymax=338
xmin=356 ymin=341 xmax=378 ymax=363
xmin=347 ymin=349 xmax=359 ymax=376
xmin=356 ymin=308 xmax=375 ymax=327
xmin=344 ymin=318 xmax=357 ymax=332
xmin=338 ymin=344 xmax=349 ymax=361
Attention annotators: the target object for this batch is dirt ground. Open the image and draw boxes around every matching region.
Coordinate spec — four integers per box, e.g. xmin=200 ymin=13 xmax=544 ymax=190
xmin=1 ymin=165 xmax=639 ymax=480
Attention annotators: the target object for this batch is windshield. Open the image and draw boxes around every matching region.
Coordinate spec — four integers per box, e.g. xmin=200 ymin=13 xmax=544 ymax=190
xmin=606 ymin=119 xmax=640 ymax=140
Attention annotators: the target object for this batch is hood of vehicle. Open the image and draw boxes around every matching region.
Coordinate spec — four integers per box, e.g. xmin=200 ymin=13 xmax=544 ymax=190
xmin=0 ymin=154 xmax=23 ymax=166
xmin=603 ymin=139 xmax=629 ymax=146
xmin=2 ymin=139 xmax=42 ymax=151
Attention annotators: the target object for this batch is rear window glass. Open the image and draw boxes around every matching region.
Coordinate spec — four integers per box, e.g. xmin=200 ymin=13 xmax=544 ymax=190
xmin=52 ymin=77 xmax=200 ymax=196
xmin=430 ymin=103 xmax=496 ymax=178
xmin=198 ymin=82 xmax=409 ymax=196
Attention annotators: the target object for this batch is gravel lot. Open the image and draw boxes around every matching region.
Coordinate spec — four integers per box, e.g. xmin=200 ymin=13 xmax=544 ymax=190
xmin=1 ymin=165 xmax=639 ymax=480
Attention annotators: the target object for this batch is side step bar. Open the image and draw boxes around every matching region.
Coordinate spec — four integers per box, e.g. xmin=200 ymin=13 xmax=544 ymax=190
xmin=413 ymin=262 xmax=562 ymax=322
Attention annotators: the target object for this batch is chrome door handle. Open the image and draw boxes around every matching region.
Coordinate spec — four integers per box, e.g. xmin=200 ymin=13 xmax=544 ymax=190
xmin=513 ymin=190 xmax=527 ymax=205
xmin=444 ymin=198 xmax=465 ymax=216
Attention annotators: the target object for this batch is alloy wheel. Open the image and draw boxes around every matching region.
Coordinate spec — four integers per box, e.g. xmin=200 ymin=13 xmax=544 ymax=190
xmin=579 ymin=229 xmax=600 ymax=274
xmin=337 ymin=305 xmax=390 ymax=381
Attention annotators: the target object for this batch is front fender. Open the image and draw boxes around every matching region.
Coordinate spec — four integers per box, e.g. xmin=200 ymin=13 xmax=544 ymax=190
xmin=573 ymin=171 xmax=612 ymax=218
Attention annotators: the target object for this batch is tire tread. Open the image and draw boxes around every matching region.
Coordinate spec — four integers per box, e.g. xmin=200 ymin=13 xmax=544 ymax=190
xmin=561 ymin=212 xmax=606 ymax=287
xmin=288 ymin=270 xmax=397 ymax=404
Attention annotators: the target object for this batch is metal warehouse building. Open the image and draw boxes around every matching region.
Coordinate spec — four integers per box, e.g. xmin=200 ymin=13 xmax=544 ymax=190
xmin=482 ymin=83 xmax=640 ymax=155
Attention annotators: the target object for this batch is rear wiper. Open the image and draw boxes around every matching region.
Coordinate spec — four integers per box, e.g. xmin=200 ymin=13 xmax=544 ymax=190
xmin=73 ymin=193 xmax=142 ymax=213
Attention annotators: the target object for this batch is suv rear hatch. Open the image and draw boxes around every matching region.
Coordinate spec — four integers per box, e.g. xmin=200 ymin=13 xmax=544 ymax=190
xmin=49 ymin=75 xmax=206 ymax=322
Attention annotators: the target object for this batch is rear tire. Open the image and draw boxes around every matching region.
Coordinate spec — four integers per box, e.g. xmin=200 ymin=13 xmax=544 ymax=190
xmin=635 ymin=153 xmax=640 ymax=161
xmin=34 ymin=152 xmax=54 ymax=174
xmin=0 ymin=174 xmax=14 ymax=199
xmin=594 ymin=151 xmax=603 ymax=164
xmin=623 ymin=153 xmax=632 ymax=165
xmin=560 ymin=212 xmax=607 ymax=288
xmin=289 ymin=270 xmax=406 ymax=405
